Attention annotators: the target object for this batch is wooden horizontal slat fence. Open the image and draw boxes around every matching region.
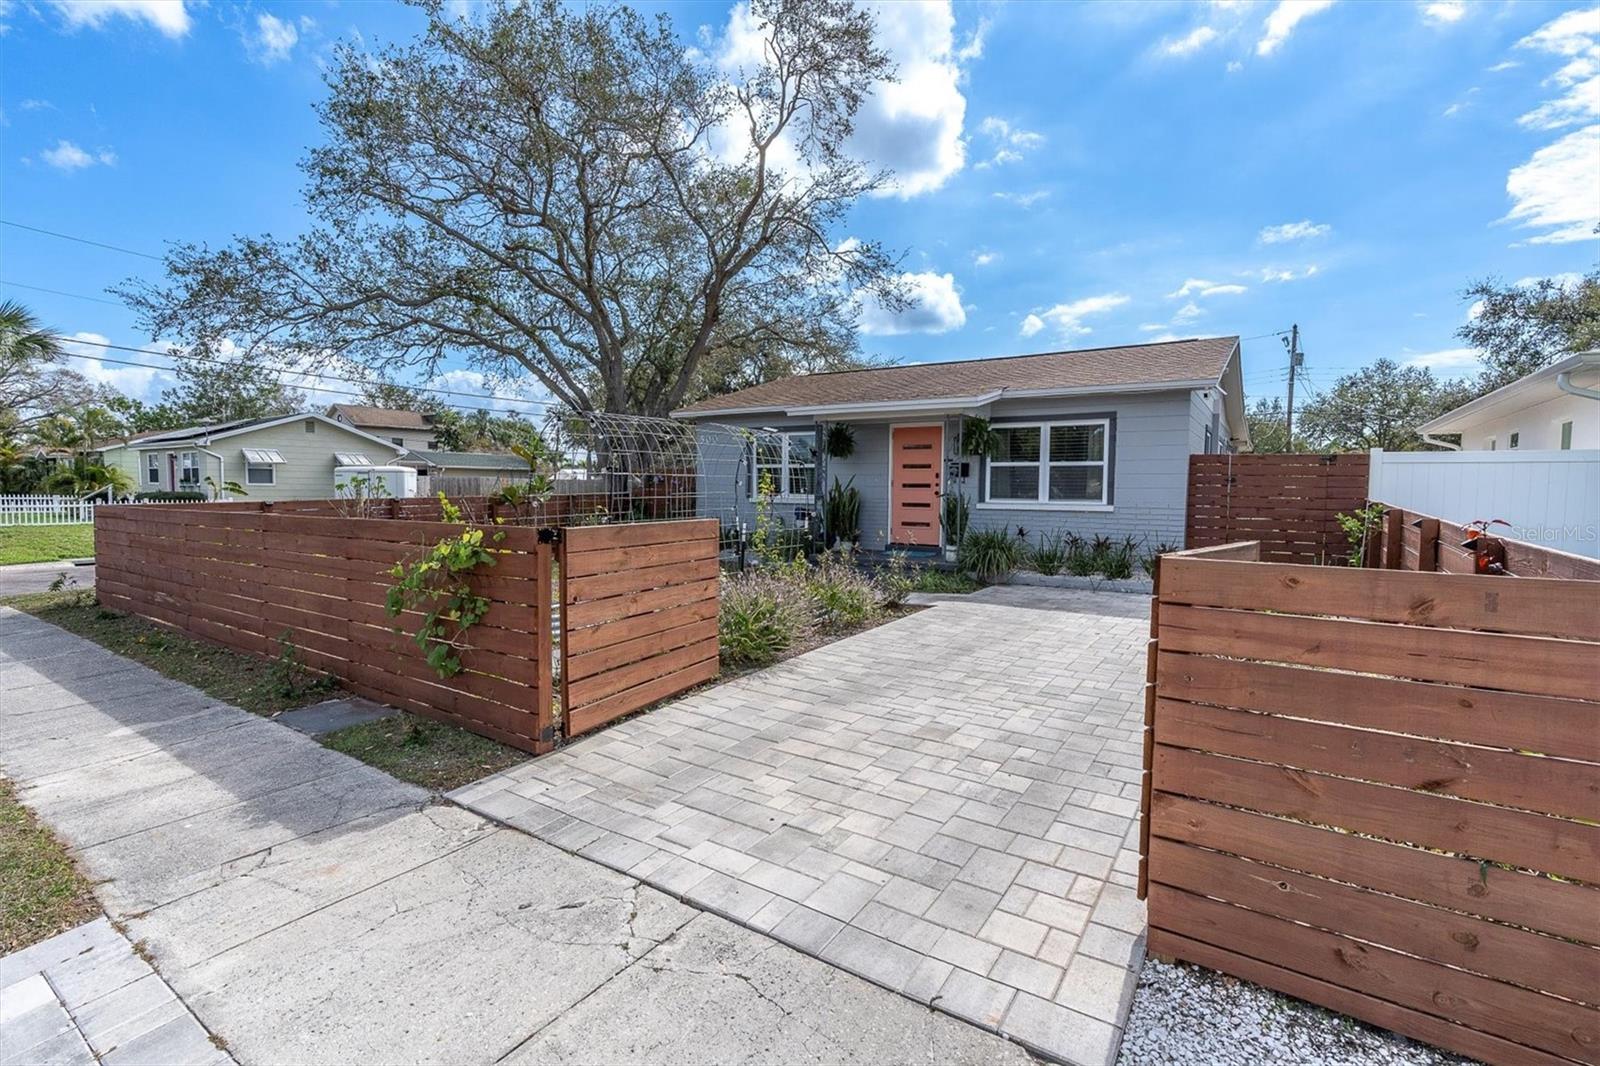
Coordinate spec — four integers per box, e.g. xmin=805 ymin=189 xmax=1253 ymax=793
xmin=1371 ymin=501 xmax=1600 ymax=581
xmin=260 ymin=492 xmax=607 ymax=525
xmin=1186 ymin=453 xmax=1369 ymax=564
xmin=559 ymin=518 xmax=720 ymax=738
xmin=95 ymin=503 xmax=557 ymax=753
xmin=1141 ymin=545 xmax=1600 ymax=1065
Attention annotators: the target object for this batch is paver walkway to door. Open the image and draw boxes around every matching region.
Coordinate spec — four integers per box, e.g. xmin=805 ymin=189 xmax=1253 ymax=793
xmin=454 ymin=586 xmax=1152 ymax=1066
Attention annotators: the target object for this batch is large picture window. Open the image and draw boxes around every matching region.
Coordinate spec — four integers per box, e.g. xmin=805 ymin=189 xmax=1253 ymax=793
xmin=985 ymin=419 xmax=1109 ymax=506
xmin=751 ymin=430 xmax=816 ymax=500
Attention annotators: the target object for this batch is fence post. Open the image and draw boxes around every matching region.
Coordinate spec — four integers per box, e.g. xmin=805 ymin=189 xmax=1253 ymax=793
xmin=1138 ymin=553 xmax=1159 ymax=902
xmin=1383 ymin=507 xmax=1403 ymax=570
xmin=1418 ymin=517 xmax=1440 ymax=572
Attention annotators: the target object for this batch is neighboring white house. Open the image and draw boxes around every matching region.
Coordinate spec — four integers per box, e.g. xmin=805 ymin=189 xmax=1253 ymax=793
xmin=99 ymin=413 xmax=410 ymax=501
xmin=1417 ymin=351 xmax=1600 ymax=451
xmin=327 ymin=404 xmax=441 ymax=452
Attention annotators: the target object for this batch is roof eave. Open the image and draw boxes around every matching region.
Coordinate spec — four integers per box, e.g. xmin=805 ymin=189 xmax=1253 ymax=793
xmin=1417 ymin=352 xmax=1600 ymax=434
xmin=673 ymin=378 xmax=1220 ymax=421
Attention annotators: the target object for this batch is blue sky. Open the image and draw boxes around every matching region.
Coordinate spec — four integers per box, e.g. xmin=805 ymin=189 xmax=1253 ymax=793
xmin=2 ymin=0 xmax=1597 ymax=416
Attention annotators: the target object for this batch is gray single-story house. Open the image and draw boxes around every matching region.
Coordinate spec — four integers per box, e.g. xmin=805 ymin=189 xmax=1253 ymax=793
xmin=671 ymin=335 xmax=1248 ymax=551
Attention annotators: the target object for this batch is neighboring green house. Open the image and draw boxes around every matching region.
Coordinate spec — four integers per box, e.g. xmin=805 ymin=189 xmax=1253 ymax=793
xmin=99 ymin=413 xmax=408 ymax=501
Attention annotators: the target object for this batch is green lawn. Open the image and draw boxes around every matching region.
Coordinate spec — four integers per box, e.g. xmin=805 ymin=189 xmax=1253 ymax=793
xmin=0 ymin=524 xmax=96 ymax=565
xmin=5 ymin=590 xmax=528 ymax=793
xmin=1 ymin=777 xmax=100 ymax=953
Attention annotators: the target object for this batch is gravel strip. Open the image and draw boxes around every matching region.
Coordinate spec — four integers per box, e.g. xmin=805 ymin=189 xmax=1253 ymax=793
xmin=1115 ymin=957 xmax=1475 ymax=1066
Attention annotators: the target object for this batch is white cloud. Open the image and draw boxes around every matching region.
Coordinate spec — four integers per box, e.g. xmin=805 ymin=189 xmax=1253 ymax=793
xmin=48 ymin=0 xmax=189 ymax=37
xmin=954 ymin=13 xmax=990 ymax=62
xmin=993 ymin=189 xmax=1050 ymax=208
xmin=1138 ymin=323 xmax=1168 ymax=332
xmin=1226 ymin=60 xmax=1244 ymax=73
xmin=429 ymin=368 xmax=553 ymax=413
xmin=1173 ymin=301 xmax=1204 ymax=323
xmin=60 ymin=334 xmax=170 ymax=399
xmin=858 ymin=271 xmax=966 ymax=335
xmin=1486 ymin=60 xmax=1518 ymax=73
xmin=1503 ymin=123 xmax=1600 ymax=244
xmin=1403 ymin=347 xmax=1481 ymax=376
xmin=1258 ymin=219 xmax=1331 ymax=243
xmin=1160 ymin=25 xmax=1220 ymax=57
xmin=249 ymin=12 xmax=299 ymax=64
xmin=715 ymin=1 xmax=972 ymax=199
xmin=1256 ymin=264 xmax=1320 ymax=282
xmin=1256 ymin=0 xmax=1335 ymax=57
xmin=1514 ymin=7 xmax=1600 ymax=132
xmin=1167 ymin=278 xmax=1248 ymax=298
xmin=974 ymin=116 xmax=1045 ymax=169
xmin=1019 ymin=293 xmax=1130 ymax=339
xmin=1420 ymin=1 xmax=1466 ymax=26
xmin=38 ymin=139 xmax=115 ymax=170
xmin=972 ymin=249 xmax=998 ymax=267
xmin=853 ymin=1 xmax=969 ymax=197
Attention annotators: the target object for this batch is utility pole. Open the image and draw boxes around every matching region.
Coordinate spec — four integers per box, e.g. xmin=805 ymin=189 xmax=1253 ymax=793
xmin=1283 ymin=324 xmax=1303 ymax=451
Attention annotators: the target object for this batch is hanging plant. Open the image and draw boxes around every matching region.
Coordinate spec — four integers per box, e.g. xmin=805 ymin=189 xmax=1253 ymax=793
xmin=824 ymin=422 xmax=856 ymax=460
xmin=960 ymin=416 xmax=1001 ymax=458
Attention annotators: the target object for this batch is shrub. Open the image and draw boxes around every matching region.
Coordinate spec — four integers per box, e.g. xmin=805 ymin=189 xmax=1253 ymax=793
xmin=823 ymin=476 xmax=862 ymax=547
xmin=719 ymin=573 xmax=806 ymax=666
xmin=1142 ymin=542 xmax=1178 ymax=577
xmin=1067 ymin=533 xmax=1098 ymax=576
xmin=941 ymin=493 xmax=970 ymax=545
xmin=912 ymin=568 xmax=981 ymax=594
xmin=958 ymin=528 xmax=1021 ymax=582
xmin=876 ymin=551 xmax=915 ymax=607
xmin=1099 ymin=535 xmax=1141 ymax=580
xmin=1028 ymin=532 xmax=1068 ymax=576
xmin=807 ymin=552 xmax=878 ymax=627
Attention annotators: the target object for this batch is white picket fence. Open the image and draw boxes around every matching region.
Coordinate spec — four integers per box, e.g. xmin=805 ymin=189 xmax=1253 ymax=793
xmin=0 ymin=494 xmax=99 ymax=526
xmin=1369 ymin=448 xmax=1600 ymax=558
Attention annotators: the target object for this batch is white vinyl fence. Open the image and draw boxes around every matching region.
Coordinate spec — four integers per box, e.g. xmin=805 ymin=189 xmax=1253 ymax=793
xmin=1369 ymin=448 xmax=1600 ymax=558
xmin=0 ymin=495 xmax=98 ymax=526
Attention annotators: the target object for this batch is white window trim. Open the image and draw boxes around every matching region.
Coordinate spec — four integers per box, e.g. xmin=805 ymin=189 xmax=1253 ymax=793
xmin=982 ymin=418 xmax=1111 ymax=510
xmin=145 ymin=453 xmax=161 ymax=485
xmin=245 ymin=462 xmax=277 ymax=486
xmin=1559 ymin=420 xmax=1574 ymax=450
xmin=178 ymin=451 xmax=201 ymax=486
xmin=750 ymin=429 xmax=817 ymax=503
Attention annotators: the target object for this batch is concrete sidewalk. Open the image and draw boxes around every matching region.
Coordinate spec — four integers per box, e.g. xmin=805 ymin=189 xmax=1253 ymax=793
xmin=0 ymin=607 xmax=1031 ymax=1065
xmin=0 ymin=559 xmax=95 ymax=598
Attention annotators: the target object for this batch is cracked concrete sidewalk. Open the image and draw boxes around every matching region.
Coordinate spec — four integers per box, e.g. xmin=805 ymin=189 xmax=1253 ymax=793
xmin=0 ymin=607 xmax=1033 ymax=1064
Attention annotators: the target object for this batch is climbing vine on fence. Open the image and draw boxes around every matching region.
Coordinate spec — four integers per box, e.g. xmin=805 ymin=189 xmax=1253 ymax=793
xmin=385 ymin=492 xmax=506 ymax=679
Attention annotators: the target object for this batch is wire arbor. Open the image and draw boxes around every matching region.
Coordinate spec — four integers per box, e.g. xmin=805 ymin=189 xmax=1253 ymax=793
xmin=548 ymin=411 xmax=815 ymax=544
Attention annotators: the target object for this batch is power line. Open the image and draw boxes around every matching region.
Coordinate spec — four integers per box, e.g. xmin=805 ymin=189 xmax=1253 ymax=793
xmin=51 ymin=334 xmax=559 ymax=411
xmin=52 ymin=347 xmax=559 ymax=419
xmin=1 ymin=220 xmax=163 ymax=261
xmin=1 ymin=279 xmax=124 ymax=306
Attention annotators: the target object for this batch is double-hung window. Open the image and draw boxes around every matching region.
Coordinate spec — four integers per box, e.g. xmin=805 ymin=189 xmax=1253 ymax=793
xmin=178 ymin=451 xmax=201 ymax=486
xmin=751 ymin=430 xmax=816 ymax=501
xmin=145 ymin=453 xmax=160 ymax=485
xmin=985 ymin=419 xmax=1109 ymax=506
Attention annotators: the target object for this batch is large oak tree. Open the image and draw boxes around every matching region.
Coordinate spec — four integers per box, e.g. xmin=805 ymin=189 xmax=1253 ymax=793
xmin=121 ymin=0 xmax=903 ymax=416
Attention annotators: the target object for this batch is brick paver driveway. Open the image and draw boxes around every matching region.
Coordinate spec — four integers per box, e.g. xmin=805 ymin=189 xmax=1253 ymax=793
xmin=453 ymin=586 xmax=1150 ymax=1066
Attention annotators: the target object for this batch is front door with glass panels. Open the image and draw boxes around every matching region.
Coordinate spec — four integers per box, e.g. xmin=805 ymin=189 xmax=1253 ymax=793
xmin=890 ymin=424 xmax=942 ymax=547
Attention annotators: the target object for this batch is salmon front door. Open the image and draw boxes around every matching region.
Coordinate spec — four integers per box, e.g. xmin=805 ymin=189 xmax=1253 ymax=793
xmin=890 ymin=424 xmax=943 ymax=547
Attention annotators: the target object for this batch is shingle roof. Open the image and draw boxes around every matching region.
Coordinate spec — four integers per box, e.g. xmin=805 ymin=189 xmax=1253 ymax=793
xmin=328 ymin=404 xmax=434 ymax=431
xmin=398 ymin=450 xmax=530 ymax=471
xmin=675 ymin=336 xmax=1240 ymax=416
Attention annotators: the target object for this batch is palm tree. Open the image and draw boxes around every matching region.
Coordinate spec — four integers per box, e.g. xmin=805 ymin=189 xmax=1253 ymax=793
xmin=0 ymin=300 xmax=62 ymax=367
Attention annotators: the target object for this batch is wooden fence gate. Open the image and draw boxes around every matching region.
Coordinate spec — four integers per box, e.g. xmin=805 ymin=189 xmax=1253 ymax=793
xmin=558 ymin=518 xmax=720 ymax=738
xmin=1186 ymin=453 xmax=1369 ymax=564
xmin=1142 ymin=543 xmax=1600 ymax=1065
